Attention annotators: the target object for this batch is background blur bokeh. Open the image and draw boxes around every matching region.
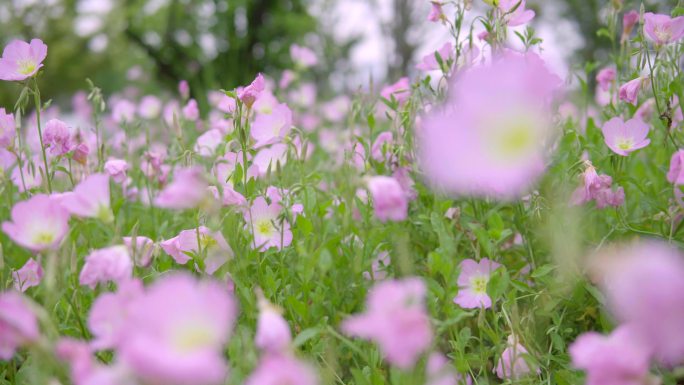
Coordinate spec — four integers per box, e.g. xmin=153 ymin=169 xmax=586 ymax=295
xmin=0 ymin=0 xmax=677 ymax=112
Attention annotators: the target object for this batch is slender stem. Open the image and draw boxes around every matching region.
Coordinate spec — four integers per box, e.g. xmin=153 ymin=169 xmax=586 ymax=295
xmin=32 ymin=78 xmax=52 ymax=193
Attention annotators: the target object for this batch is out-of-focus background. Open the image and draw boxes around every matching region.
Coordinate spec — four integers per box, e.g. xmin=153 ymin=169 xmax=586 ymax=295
xmin=0 ymin=0 xmax=676 ymax=111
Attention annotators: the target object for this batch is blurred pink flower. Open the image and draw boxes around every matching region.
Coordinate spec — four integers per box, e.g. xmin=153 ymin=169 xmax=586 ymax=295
xmin=363 ymin=251 xmax=391 ymax=280
xmin=0 ymin=108 xmax=15 ymax=148
xmin=618 ymin=77 xmax=645 ymax=105
xmin=43 ymin=118 xmax=75 ymax=156
xmin=495 ymin=335 xmax=538 ymax=380
xmin=194 ymin=128 xmax=223 ymax=157
xmin=427 ymin=2 xmax=445 ymax=22
xmin=154 ymin=167 xmax=208 ymax=210
xmin=244 ymin=197 xmax=292 ymax=251
xmin=178 ymin=80 xmax=190 ymax=99
xmin=667 ymin=149 xmax=684 ymax=185
xmin=251 ymin=103 xmax=293 ymax=148
xmin=416 ymin=43 xmax=453 ymax=72
xmin=591 ymin=240 xmax=684 ymax=365
xmin=239 ymin=73 xmax=265 ymax=108
xmin=342 ymin=277 xmax=432 ymax=369
xmin=499 ymin=0 xmax=535 ymax=26
xmin=160 ymin=226 xmax=232 ymax=274
xmin=601 ymin=117 xmax=650 ymax=156
xmin=122 ymin=236 xmax=155 ymax=267
xmin=290 ymin=44 xmax=318 ymax=67
xmin=60 ymin=173 xmax=113 ymax=222
xmin=104 ymin=158 xmax=129 ymax=184
xmin=251 ymin=144 xmax=288 ymax=178
xmin=381 ymin=77 xmax=411 ymax=105
xmin=367 ymin=176 xmax=408 ymax=222
xmin=418 ymin=52 xmax=560 ymax=200
xmin=0 ymin=39 xmax=47 ymax=81
xmin=426 ymin=352 xmax=472 ymax=385
xmin=111 ymin=99 xmax=136 ymax=123
xmin=453 ymin=258 xmax=501 ymax=309
xmin=2 ymin=194 xmax=70 ymax=252
xmin=255 ymin=297 xmax=292 ymax=353
xmin=79 ymin=245 xmax=133 ymax=289
xmin=72 ymin=142 xmax=89 ymax=165
xmin=371 ymin=131 xmax=393 ymax=162
xmin=183 ymin=99 xmax=200 ymax=121
xmin=569 ymin=326 xmax=653 ymax=385
xmin=10 ymin=161 xmax=42 ymax=193
xmin=570 ymin=165 xmax=624 ymax=209
xmin=596 ymin=67 xmax=616 ymax=92
xmin=245 ymin=353 xmax=318 ymax=385
xmin=644 ymin=13 xmax=684 ymax=45
xmin=0 ymin=292 xmax=40 ymax=359
xmin=138 ymin=95 xmax=162 ymax=119
xmin=622 ymin=10 xmax=639 ymax=42
xmin=12 ymin=258 xmax=43 ymax=292
xmin=87 ymin=279 xmax=143 ymax=350
xmin=118 ymin=273 xmax=236 ymax=385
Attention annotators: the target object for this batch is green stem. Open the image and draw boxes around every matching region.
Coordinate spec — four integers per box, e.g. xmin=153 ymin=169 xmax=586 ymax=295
xmin=32 ymin=78 xmax=52 ymax=193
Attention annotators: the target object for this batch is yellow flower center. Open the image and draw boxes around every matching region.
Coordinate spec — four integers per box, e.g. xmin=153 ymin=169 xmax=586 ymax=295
xmin=617 ymin=138 xmax=634 ymax=151
xmin=470 ymin=276 xmax=488 ymax=294
xmin=655 ymin=27 xmax=671 ymax=43
xmin=256 ymin=220 xmax=274 ymax=236
xmin=173 ymin=324 xmax=215 ymax=352
xmin=17 ymin=59 xmax=37 ymax=76
xmin=33 ymin=231 xmax=55 ymax=246
xmin=199 ymin=234 xmax=217 ymax=249
xmin=97 ymin=205 xmax=114 ymax=223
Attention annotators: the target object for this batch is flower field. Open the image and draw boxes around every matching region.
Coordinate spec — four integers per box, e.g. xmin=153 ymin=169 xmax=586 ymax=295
xmin=1 ymin=1 xmax=684 ymax=384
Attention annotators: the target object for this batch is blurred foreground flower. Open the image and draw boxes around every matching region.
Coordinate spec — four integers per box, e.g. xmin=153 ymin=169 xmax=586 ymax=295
xmin=0 ymin=292 xmax=40 ymax=359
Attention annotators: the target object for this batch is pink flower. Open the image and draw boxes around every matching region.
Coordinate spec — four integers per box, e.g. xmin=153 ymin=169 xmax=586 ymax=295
xmin=371 ymin=131 xmax=393 ymax=162
xmin=591 ymin=241 xmax=684 ymax=366
xmin=11 ymin=160 xmax=42 ymax=192
xmin=111 ymin=99 xmax=136 ymax=123
xmin=569 ymin=326 xmax=653 ymax=385
xmin=392 ymin=166 xmax=418 ymax=201
xmin=244 ymin=197 xmax=292 ymax=251
xmin=290 ymin=44 xmax=318 ymax=67
xmin=104 ymin=158 xmax=129 ymax=184
xmin=194 ymin=128 xmax=223 ymax=157
xmin=251 ymin=103 xmax=293 ymax=148
xmin=245 ymin=353 xmax=318 ymax=385
xmin=0 ymin=292 xmax=40 ymax=359
xmin=0 ymin=39 xmax=47 ymax=81
xmin=2 ymin=194 xmax=70 ymax=252
xmin=453 ymin=258 xmax=501 ymax=309
xmin=60 ymin=173 xmax=113 ymax=222
xmin=426 ymin=353 xmax=472 ymax=385
xmin=622 ymin=10 xmax=639 ymax=42
xmin=667 ymin=149 xmax=684 ymax=185
xmin=43 ymin=118 xmax=75 ymax=156
xmin=416 ymin=43 xmax=454 ymax=72
xmin=644 ymin=13 xmax=684 ymax=45
xmin=221 ymin=186 xmax=247 ymax=207
xmin=601 ymin=117 xmax=650 ymax=156
xmin=122 ymin=236 xmax=155 ymax=267
xmin=178 ymin=80 xmax=190 ymax=99
xmin=0 ymin=108 xmax=15 ymax=148
xmin=239 ymin=73 xmax=266 ymax=108
xmin=87 ymin=279 xmax=143 ymax=350
xmin=618 ymin=77 xmax=645 ymax=105
xmin=570 ymin=164 xmax=624 ymax=208
xmin=342 ymin=278 xmax=432 ymax=369
xmin=183 ymin=99 xmax=200 ymax=121
xmin=154 ymin=167 xmax=208 ymax=210
xmin=12 ymin=258 xmax=43 ymax=292
xmin=495 ymin=335 xmax=539 ymax=380
xmin=596 ymin=67 xmax=616 ymax=92
xmin=72 ymin=143 xmax=89 ymax=165
xmin=381 ymin=77 xmax=411 ymax=105
xmin=118 ymin=273 xmax=236 ymax=385
xmin=499 ymin=0 xmax=535 ymax=26
xmin=138 ymin=95 xmax=162 ymax=119
xmin=363 ymin=251 xmax=391 ymax=280
xmin=251 ymin=144 xmax=288 ymax=178
xmin=255 ymin=296 xmax=292 ymax=353
xmin=367 ymin=176 xmax=408 ymax=222
xmin=160 ymin=226 xmax=232 ymax=274
xmin=427 ymin=2 xmax=445 ymax=22
xmin=418 ymin=52 xmax=561 ymax=200
xmin=79 ymin=245 xmax=133 ymax=289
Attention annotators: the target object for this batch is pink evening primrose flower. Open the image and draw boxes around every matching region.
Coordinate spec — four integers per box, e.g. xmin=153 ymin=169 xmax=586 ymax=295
xmin=154 ymin=167 xmax=209 ymax=210
xmin=453 ymin=258 xmax=501 ymax=309
xmin=499 ymin=0 xmax=536 ymax=27
xmin=244 ymin=197 xmax=293 ymax=251
xmin=418 ymin=51 xmax=561 ymax=200
xmin=644 ymin=13 xmax=684 ymax=45
xmin=601 ymin=117 xmax=650 ymax=156
xmin=79 ymin=245 xmax=133 ymax=289
xmin=0 ymin=292 xmax=40 ymax=360
xmin=118 ymin=273 xmax=237 ymax=385
xmin=179 ymin=80 xmax=190 ymax=99
xmin=570 ymin=164 xmax=625 ymax=209
xmin=590 ymin=240 xmax=684 ymax=366
xmin=250 ymin=144 xmax=288 ymax=178
xmin=618 ymin=77 xmax=645 ymax=106
xmin=104 ymin=158 xmax=129 ymax=184
xmin=255 ymin=296 xmax=292 ymax=353
xmin=667 ymin=149 xmax=684 ymax=185
xmin=416 ymin=43 xmax=454 ymax=72
xmin=596 ymin=67 xmax=616 ymax=92
xmin=381 ymin=77 xmax=411 ymax=105
xmin=367 ymin=176 xmax=409 ymax=222
xmin=342 ymin=277 xmax=433 ymax=369
xmin=182 ymin=99 xmax=200 ymax=121
xmin=569 ymin=326 xmax=654 ymax=385
xmin=138 ymin=95 xmax=162 ymax=119
xmin=160 ymin=226 xmax=233 ymax=274
xmin=622 ymin=10 xmax=639 ymax=42
xmin=251 ymin=103 xmax=294 ymax=148
xmin=290 ymin=44 xmax=318 ymax=68
xmin=59 ymin=173 xmax=113 ymax=222
xmin=2 ymin=194 xmax=70 ymax=252
xmin=245 ymin=353 xmax=319 ymax=385
xmin=0 ymin=39 xmax=47 ymax=81
xmin=239 ymin=73 xmax=266 ymax=108
xmin=427 ymin=2 xmax=445 ymax=23
xmin=122 ymin=236 xmax=155 ymax=267
xmin=495 ymin=335 xmax=539 ymax=380
xmin=87 ymin=279 xmax=144 ymax=350
xmin=0 ymin=108 xmax=16 ymax=148
xmin=194 ymin=128 xmax=223 ymax=157
xmin=12 ymin=258 xmax=43 ymax=292
xmin=43 ymin=118 xmax=75 ymax=156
